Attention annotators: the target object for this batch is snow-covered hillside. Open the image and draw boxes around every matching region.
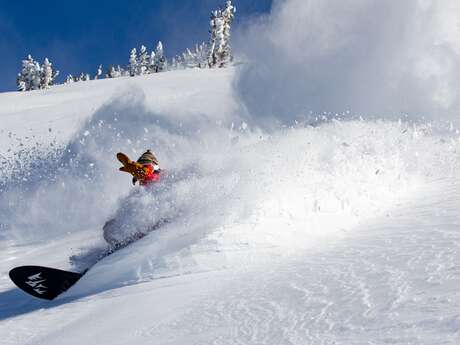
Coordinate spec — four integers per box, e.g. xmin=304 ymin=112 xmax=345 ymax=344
xmin=1 ymin=67 xmax=460 ymax=344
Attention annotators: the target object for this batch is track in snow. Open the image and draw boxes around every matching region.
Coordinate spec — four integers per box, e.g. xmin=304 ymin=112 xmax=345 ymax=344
xmin=139 ymin=179 xmax=460 ymax=345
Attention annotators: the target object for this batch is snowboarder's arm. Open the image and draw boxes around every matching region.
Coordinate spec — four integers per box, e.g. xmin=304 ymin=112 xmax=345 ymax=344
xmin=117 ymin=152 xmax=150 ymax=183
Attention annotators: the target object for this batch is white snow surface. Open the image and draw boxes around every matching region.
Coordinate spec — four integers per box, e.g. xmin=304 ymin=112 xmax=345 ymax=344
xmin=1 ymin=68 xmax=460 ymax=344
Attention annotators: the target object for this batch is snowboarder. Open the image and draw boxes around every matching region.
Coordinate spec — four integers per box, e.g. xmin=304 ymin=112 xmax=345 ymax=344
xmin=117 ymin=149 xmax=161 ymax=185
xmin=102 ymin=150 xmax=162 ymax=248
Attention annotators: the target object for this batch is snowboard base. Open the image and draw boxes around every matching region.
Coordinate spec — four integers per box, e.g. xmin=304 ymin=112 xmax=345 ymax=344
xmin=9 ymin=266 xmax=83 ymax=300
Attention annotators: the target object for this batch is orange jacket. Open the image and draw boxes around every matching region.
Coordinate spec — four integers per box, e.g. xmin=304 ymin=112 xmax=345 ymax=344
xmin=138 ymin=165 xmax=161 ymax=185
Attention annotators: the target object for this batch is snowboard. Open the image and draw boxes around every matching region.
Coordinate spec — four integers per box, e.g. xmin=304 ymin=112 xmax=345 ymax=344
xmin=9 ymin=242 xmax=122 ymax=301
xmin=9 ymin=266 xmax=83 ymax=300
xmin=9 ymin=219 xmax=168 ymax=300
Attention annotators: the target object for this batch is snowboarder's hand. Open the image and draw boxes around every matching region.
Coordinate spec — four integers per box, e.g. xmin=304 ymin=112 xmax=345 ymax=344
xmin=117 ymin=152 xmax=149 ymax=184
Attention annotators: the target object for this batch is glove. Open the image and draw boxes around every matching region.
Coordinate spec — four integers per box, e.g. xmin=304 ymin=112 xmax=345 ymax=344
xmin=117 ymin=152 xmax=149 ymax=184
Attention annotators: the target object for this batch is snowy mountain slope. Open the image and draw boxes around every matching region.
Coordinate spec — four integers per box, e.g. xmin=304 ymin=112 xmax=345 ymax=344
xmin=1 ymin=67 xmax=460 ymax=344
xmin=0 ymin=68 xmax=236 ymax=159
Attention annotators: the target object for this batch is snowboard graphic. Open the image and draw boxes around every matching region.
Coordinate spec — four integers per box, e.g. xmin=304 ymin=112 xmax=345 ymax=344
xmin=9 ymin=219 xmax=168 ymax=300
xmin=9 ymin=266 xmax=83 ymax=300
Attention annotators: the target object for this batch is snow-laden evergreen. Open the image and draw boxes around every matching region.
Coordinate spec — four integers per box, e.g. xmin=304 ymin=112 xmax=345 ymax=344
xmin=40 ymin=58 xmax=59 ymax=89
xmin=138 ymin=45 xmax=149 ymax=75
xmin=195 ymin=43 xmax=209 ymax=68
xmin=106 ymin=65 xmax=125 ymax=78
xmin=64 ymin=74 xmax=74 ymax=84
xmin=180 ymin=43 xmax=209 ymax=69
xmin=208 ymin=10 xmax=219 ymax=68
xmin=154 ymin=41 xmax=167 ymax=72
xmin=148 ymin=51 xmax=156 ymax=73
xmin=17 ymin=55 xmax=58 ymax=91
xmin=219 ymin=0 xmax=235 ymax=67
xmin=128 ymin=48 xmax=138 ymax=77
xmin=94 ymin=65 xmax=103 ymax=80
xmin=208 ymin=1 xmax=235 ymax=68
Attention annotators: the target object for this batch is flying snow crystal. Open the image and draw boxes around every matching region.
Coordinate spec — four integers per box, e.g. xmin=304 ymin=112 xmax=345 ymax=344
xmin=236 ymin=0 xmax=460 ymax=124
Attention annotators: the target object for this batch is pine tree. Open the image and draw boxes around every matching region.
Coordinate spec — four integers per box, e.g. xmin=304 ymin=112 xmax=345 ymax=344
xmin=17 ymin=73 xmax=26 ymax=91
xmin=106 ymin=65 xmax=115 ymax=78
xmin=65 ymin=74 xmax=74 ymax=84
xmin=183 ymin=48 xmax=197 ymax=69
xmin=31 ymin=61 xmax=42 ymax=90
xmin=195 ymin=43 xmax=209 ymax=68
xmin=154 ymin=41 xmax=167 ymax=72
xmin=40 ymin=58 xmax=59 ymax=89
xmin=78 ymin=72 xmax=88 ymax=81
xmin=208 ymin=1 xmax=236 ymax=68
xmin=128 ymin=48 xmax=138 ymax=76
xmin=117 ymin=65 xmax=126 ymax=77
xmin=95 ymin=65 xmax=103 ymax=80
xmin=17 ymin=55 xmax=43 ymax=91
xmin=139 ymin=45 xmax=149 ymax=75
xmin=170 ymin=56 xmax=178 ymax=70
xmin=18 ymin=55 xmax=34 ymax=91
xmin=219 ymin=0 xmax=235 ymax=67
xmin=178 ymin=55 xmax=185 ymax=69
xmin=40 ymin=58 xmax=52 ymax=89
xmin=208 ymin=10 xmax=219 ymax=68
xmin=148 ymin=51 xmax=156 ymax=73
xmin=105 ymin=66 xmax=111 ymax=78
xmin=212 ymin=12 xmax=226 ymax=68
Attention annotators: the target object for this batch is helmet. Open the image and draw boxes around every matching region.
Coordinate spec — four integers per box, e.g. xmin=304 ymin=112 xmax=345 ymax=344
xmin=137 ymin=150 xmax=159 ymax=167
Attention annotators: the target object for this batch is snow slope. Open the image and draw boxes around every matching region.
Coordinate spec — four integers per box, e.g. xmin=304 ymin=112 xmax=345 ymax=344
xmin=1 ymin=67 xmax=460 ymax=344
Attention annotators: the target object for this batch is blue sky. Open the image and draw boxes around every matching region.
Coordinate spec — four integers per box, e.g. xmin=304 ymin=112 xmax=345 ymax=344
xmin=0 ymin=0 xmax=271 ymax=92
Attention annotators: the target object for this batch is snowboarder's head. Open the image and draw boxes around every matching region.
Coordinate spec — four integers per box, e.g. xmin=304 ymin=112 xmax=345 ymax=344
xmin=137 ymin=149 xmax=160 ymax=171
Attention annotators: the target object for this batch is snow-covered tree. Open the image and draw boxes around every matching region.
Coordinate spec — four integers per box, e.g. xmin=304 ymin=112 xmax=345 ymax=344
xmin=171 ymin=43 xmax=208 ymax=71
xmin=183 ymin=48 xmax=197 ymax=69
xmin=112 ymin=65 xmax=127 ymax=78
xmin=106 ymin=65 xmax=115 ymax=78
xmin=31 ymin=61 xmax=42 ymax=89
xmin=16 ymin=73 xmax=26 ymax=91
xmin=139 ymin=45 xmax=149 ymax=75
xmin=208 ymin=10 xmax=219 ymax=68
xmin=40 ymin=59 xmax=52 ymax=89
xmin=40 ymin=58 xmax=59 ymax=89
xmin=17 ymin=55 xmax=41 ymax=91
xmin=118 ymin=65 xmax=128 ymax=77
xmin=106 ymin=65 xmax=123 ymax=78
xmin=208 ymin=1 xmax=236 ymax=68
xmin=173 ymin=55 xmax=186 ymax=70
xmin=128 ymin=48 xmax=138 ymax=76
xmin=79 ymin=72 xmax=90 ymax=81
xmin=95 ymin=65 xmax=103 ymax=80
xmin=23 ymin=55 xmax=41 ymax=90
xmin=170 ymin=56 xmax=178 ymax=70
xmin=195 ymin=43 xmax=209 ymax=68
xmin=154 ymin=41 xmax=167 ymax=72
xmin=148 ymin=51 xmax=156 ymax=73
xmin=17 ymin=55 xmax=60 ymax=91
xmin=219 ymin=0 xmax=236 ymax=67
xmin=65 ymin=74 xmax=74 ymax=84
xmin=16 ymin=55 xmax=31 ymax=91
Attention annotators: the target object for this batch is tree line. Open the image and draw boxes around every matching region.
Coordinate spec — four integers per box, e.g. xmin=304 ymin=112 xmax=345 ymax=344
xmin=17 ymin=0 xmax=235 ymax=91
